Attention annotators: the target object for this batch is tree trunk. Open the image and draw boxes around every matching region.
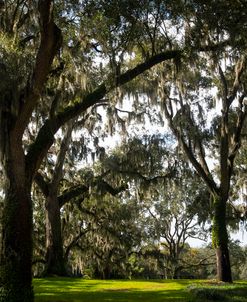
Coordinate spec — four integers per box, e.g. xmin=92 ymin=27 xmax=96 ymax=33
xmin=44 ymin=194 xmax=67 ymax=276
xmin=0 ymin=138 xmax=33 ymax=301
xmin=41 ymin=123 xmax=74 ymax=277
xmin=103 ymin=265 xmax=111 ymax=280
xmin=172 ymin=268 xmax=179 ymax=279
xmin=212 ymin=194 xmax=232 ymax=282
xmin=0 ymin=2 xmax=62 ymax=299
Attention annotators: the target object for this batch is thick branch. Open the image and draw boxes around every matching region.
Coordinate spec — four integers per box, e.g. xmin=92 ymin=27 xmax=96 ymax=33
xmin=218 ymin=64 xmax=228 ymax=101
xmin=26 ymin=38 xmax=232 ymax=177
xmin=25 ymin=50 xmax=180 ymax=176
xmin=64 ymin=227 xmax=92 ymax=261
xmin=180 ymin=135 xmax=219 ymax=194
xmin=51 ymin=122 xmax=73 ymax=189
xmin=228 ymin=57 xmax=246 ymax=104
xmin=16 ymin=0 xmax=62 ymax=136
xmin=95 ymin=180 xmax=128 ymax=196
xmin=228 ymin=94 xmax=247 ymax=171
xmin=58 ymin=180 xmax=127 ymax=209
xmin=34 ymin=172 xmax=49 ymax=197
xmin=185 ymin=111 xmax=211 ymax=177
xmin=58 ymin=185 xmax=88 ymax=208
xmin=163 ymin=101 xmax=218 ymax=194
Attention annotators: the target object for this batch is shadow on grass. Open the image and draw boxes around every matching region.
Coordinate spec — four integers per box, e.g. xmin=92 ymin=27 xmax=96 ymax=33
xmin=34 ymin=278 xmax=193 ymax=302
xmin=35 ymin=289 xmax=190 ymax=302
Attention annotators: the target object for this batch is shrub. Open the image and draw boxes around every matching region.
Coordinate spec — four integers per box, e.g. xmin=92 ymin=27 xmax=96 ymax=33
xmin=187 ymin=284 xmax=227 ymax=301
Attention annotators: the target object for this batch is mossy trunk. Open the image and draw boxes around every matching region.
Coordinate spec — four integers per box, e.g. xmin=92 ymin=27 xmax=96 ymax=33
xmin=212 ymin=194 xmax=232 ymax=282
xmin=44 ymin=194 xmax=67 ymax=276
xmin=0 ymin=142 xmax=33 ymax=301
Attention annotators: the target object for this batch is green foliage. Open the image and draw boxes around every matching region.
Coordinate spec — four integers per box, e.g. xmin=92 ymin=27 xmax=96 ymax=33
xmin=229 ymin=241 xmax=247 ymax=280
xmin=187 ymin=0 xmax=247 ymax=47
xmin=0 ymin=33 xmax=34 ymax=95
xmin=0 ymin=286 xmax=33 ymax=302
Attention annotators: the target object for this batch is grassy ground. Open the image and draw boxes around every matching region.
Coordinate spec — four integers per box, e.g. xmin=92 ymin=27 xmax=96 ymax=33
xmin=34 ymin=277 xmax=247 ymax=302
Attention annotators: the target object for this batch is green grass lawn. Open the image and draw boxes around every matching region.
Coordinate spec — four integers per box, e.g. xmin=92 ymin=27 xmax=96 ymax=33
xmin=34 ymin=278 xmax=247 ymax=302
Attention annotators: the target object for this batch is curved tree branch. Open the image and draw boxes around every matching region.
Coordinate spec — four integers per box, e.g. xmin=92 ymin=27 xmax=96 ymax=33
xmin=16 ymin=0 xmax=62 ymax=138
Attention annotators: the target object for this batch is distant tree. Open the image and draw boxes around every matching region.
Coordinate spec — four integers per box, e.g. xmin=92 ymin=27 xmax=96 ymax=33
xmin=228 ymin=240 xmax=247 ymax=280
xmin=177 ymin=245 xmax=216 ymax=279
xmin=160 ymin=51 xmax=247 ymax=282
xmin=141 ymin=159 xmax=208 ymax=279
xmin=73 ymin=194 xmax=142 ymax=279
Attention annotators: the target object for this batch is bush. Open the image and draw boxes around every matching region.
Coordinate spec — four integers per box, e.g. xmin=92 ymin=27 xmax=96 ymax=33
xmin=0 ymin=286 xmax=34 ymax=302
xmin=187 ymin=284 xmax=227 ymax=301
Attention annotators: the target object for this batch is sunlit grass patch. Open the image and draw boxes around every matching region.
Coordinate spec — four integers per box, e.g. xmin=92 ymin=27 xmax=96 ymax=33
xmin=34 ymin=278 xmax=192 ymax=302
xmin=33 ymin=278 xmax=247 ymax=302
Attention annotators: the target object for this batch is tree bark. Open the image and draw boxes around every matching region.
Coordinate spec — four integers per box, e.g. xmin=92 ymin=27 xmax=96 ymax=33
xmin=40 ymin=123 xmax=73 ymax=276
xmin=0 ymin=134 xmax=33 ymax=301
xmin=0 ymin=1 xmax=62 ymax=299
xmin=44 ymin=194 xmax=67 ymax=276
xmin=212 ymin=194 xmax=232 ymax=282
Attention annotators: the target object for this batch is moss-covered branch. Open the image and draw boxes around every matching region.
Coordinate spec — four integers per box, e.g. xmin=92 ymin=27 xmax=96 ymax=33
xmin=58 ymin=185 xmax=89 ymax=208
xmin=26 ymin=38 xmax=232 ymax=179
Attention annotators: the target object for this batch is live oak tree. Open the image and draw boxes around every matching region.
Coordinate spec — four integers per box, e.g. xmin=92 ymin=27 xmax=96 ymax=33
xmin=34 ymin=122 xmax=74 ymax=276
xmin=34 ymin=120 xmax=94 ymax=276
xmin=58 ymin=135 xmax=178 ymax=279
xmin=145 ymin=176 xmax=208 ymax=279
xmin=122 ymin=145 xmax=209 ymax=279
xmin=100 ymin=136 xmax=210 ymax=280
xmin=159 ymin=50 xmax=247 ymax=282
xmin=0 ymin=1 xmax=62 ymax=301
xmin=34 ymin=125 xmax=128 ymax=277
xmin=35 ymin=160 xmax=140 ymax=279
